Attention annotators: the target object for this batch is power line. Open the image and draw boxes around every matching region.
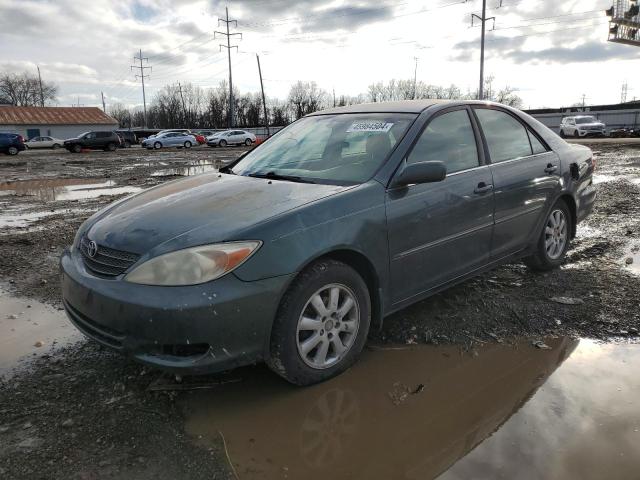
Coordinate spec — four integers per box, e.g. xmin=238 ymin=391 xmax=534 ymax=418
xmin=215 ymin=7 xmax=242 ymax=128
xmin=131 ymin=49 xmax=151 ymax=127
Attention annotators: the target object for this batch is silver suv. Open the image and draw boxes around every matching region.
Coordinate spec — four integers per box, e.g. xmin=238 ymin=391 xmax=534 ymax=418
xmin=559 ymin=116 xmax=606 ymax=138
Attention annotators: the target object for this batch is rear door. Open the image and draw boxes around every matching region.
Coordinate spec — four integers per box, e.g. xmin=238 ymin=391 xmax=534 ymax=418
xmin=472 ymin=107 xmax=561 ymax=259
xmin=386 ymin=107 xmax=495 ymax=305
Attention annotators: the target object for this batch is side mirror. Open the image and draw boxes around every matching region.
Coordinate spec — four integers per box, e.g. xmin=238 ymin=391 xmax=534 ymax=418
xmin=392 ymin=161 xmax=447 ymax=187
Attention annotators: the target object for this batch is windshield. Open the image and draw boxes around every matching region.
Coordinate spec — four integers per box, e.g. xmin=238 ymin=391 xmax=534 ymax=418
xmin=231 ymin=113 xmax=416 ymax=184
xmin=575 ymin=117 xmax=597 ymax=124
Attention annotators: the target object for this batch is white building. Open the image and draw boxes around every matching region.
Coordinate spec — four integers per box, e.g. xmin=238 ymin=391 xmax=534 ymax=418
xmin=0 ymin=106 xmax=119 ymax=140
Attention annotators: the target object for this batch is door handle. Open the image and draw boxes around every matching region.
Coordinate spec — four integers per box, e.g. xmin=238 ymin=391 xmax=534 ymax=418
xmin=544 ymin=164 xmax=558 ymax=174
xmin=474 ymin=182 xmax=493 ymax=194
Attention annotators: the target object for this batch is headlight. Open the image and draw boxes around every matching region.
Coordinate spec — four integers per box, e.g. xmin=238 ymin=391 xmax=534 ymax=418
xmin=124 ymin=241 xmax=261 ymax=286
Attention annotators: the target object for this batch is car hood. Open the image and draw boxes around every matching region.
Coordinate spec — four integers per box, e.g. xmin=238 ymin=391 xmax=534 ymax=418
xmin=87 ymin=173 xmax=348 ymax=255
xmin=64 ymin=137 xmax=80 ymax=143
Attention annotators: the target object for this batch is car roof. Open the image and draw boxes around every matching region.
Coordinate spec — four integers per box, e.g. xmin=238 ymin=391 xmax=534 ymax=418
xmin=308 ymin=99 xmax=507 ymax=116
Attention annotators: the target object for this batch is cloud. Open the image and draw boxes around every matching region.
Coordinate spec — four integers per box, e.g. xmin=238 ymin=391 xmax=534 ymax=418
xmin=504 ymin=41 xmax=640 ymax=64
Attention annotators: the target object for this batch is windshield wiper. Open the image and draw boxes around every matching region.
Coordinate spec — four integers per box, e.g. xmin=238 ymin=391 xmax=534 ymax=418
xmin=246 ymin=171 xmax=316 ymax=184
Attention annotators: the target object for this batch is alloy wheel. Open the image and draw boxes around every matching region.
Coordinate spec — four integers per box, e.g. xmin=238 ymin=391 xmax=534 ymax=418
xmin=545 ymin=209 xmax=567 ymax=260
xmin=296 ymin=283 xmax=360 ymax=369
xmin=8 ymin=146 xmax=18 ymax=155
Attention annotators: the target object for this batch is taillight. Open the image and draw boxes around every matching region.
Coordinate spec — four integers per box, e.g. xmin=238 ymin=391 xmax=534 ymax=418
xmin=18 ymin=135 xmax=24 ymax=143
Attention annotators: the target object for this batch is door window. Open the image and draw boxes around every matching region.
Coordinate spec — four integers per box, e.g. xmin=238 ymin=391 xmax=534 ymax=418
xmin=528 ymin=131 xmax=547 ymax=155
xmin=407 ymin=109 xmax=479 ymax=174
xmin=474 ymin=109 xmax=533 ymax=163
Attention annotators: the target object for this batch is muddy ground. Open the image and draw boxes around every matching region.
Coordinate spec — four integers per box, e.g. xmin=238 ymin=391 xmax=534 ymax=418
xmin=1 ymin=142 xmax=640 ymax=479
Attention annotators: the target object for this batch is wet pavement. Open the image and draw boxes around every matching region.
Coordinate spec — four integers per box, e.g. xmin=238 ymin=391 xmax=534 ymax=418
xmin=0 ymin=178 xmax=142 ymax=202
xmin=183 ymin=338 xmax=640 ymax=480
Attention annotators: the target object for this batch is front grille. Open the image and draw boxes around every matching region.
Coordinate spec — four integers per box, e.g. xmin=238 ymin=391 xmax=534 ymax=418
xmin=79 ymin=236 xmax=140 ymax=277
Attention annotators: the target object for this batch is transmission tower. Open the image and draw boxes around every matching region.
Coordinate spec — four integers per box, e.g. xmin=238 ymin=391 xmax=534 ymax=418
xmin=131 ymin=49 xmax=151 ymax=127
xmin=215 ymin=7 xmax=242 ymax=128
xmin=621 ymin=81 xmax=629 ymax=103
xmin=471 ymin=0 xmax=497 ymax=100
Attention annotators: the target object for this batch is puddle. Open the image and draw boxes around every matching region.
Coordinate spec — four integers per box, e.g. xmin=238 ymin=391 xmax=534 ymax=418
xmin=0 ymin=178 xmax=141 ymax=201
xmin=151 ymin=163 xmax=218 ymax=177
xmin=0 ymin=207 xmax=91 ymax=229
xmin=182 ymin=338 xmax=640 ymax=479
xmin=0 ymin=289 xmax=82 ymax=378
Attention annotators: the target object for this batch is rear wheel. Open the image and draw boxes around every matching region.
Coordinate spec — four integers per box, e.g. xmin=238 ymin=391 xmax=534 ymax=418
xmin=72 ymin=144 xmax=82 ymax=153
xmin=524 ymin=199 xmax=571 ymax=271
xmin=184 ymin=141 xmax=192 ymax=148
xmin=267 ymin=259 xmax=371 ymax=385
xmin=244 ymin=138 xmax=252 ymax=146
xmin=219 ymin=139 xmax=227 ymax=147
xmin=105 ymin=142 xmax=116 ymax=152
xmin=123 ymin=140 xmax=131 ymax=148
xmin=7 ymin=146 xmax=18 ymax=155
xmin=52 ymin=144 xmax=60 ymax=149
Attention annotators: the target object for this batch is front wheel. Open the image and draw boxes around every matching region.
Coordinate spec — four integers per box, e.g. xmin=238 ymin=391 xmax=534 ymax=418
xmin=524 ymin=200 xmax=571 ymax=271
xmin=559 ymin=130 xmax=566 ymax=138
xmin=105 ymin=143 xmax=116 ymax=152
xmin=574 ymin=130 xmax=580 ymax=138
xmin=267 ymin=259 xmax=371 ymax=386
xmin=72 ymin=144 xmax=82 ymax=153
xmin=218 ymin=139 xmax=227 ymax=147
xmin=123 ymin=141 xmax=131 ymax=148
xmin=7 ymin=146 xmax=18 ymax=155
xmin=153 ymin=141 xmax=162 ymax=150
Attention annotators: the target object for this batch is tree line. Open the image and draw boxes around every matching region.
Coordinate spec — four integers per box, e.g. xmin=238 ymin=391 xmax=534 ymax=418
xmin=0 ymin=69 xmax=523 ymax=128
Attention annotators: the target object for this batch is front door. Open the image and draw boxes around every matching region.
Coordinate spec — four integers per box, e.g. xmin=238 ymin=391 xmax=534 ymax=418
xmin=386 ymin=108 xmax=495 ymax=306
xmin=472 ymin=107 xmax=562 ymax=259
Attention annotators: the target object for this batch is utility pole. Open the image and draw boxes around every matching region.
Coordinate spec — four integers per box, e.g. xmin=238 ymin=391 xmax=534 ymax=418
xmin=72 ymin=97 xmax=84 ymax=108
xmin=101 ymin=91 xmax=106 ymax=112
xmin=581 ymin=94 xmax=588 ymax=108
xmin=215 ymin=7 xmax=242 ymax=128
xmin=177 ymin=82 xmax=188 ymax=127
xmin=412 ymin=57 xmax=418 ymax=99
xmin=471 ymin=0 xmax=496 ymax=100
xmin=621 ymin=81 xmax=628 ymax=103
xmin=36 ymin=66 xmax=44 ymax=107
xmin=256 ymin=54 xmax=270 ymax=137
xmin=131 ymin=49 xmax=151 ymax=128
xmin=333 ymin=87 xmax=336 ymax=107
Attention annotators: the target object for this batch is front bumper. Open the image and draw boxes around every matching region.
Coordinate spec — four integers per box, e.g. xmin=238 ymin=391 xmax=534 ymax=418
xmin=60 ymin=247 xmax=293 ymax=374
xmin=578 ymin=130 xmax=605 ymax=137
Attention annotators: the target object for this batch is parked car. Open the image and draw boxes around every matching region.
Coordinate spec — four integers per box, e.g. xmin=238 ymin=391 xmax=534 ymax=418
xmin=207 ymin=130 xmax=256 ymax=147
xmin=194 ymin=134 xmax=206 ymax=145
xmin=115 ymin=130 xmax=137 ymax=148
xmin=61 ymin=100 xmax=595 ymax=386
xmin=64 ymin=131 xmax=122 ymax=153
xmin=559 ymin=116 xmax=606 ymax=138
xmin=147 ymin=129 xmax=191 ymax=139
xmin=0 ymin=132 xmax=26 ymax=155
xmin=141 ymin=131 xmax=197 ymax=149
xmin=25 ymin=136 xmax=64 ymax=149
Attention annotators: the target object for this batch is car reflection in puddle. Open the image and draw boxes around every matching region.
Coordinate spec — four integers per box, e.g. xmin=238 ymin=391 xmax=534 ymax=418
xmin=181 ymin=336 xmax=640 ymax=480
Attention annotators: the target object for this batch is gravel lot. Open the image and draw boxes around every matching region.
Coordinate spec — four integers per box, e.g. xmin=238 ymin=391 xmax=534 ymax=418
xmin=0 ymin=142 xmax=639 ymax=478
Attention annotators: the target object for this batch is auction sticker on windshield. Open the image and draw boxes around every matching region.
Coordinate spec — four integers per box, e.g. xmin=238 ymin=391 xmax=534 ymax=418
xmin=347 ymin=121 xmax=394 ymax=133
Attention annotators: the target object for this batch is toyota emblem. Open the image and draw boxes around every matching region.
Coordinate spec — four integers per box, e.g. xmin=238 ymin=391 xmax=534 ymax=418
xmin=87 ymin=241 xmax=98 ymax=258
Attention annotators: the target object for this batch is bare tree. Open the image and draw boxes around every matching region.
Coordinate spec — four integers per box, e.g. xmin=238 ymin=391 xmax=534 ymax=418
xmin=108 ymin=103 xmax=132 ymax=128
xmin=0 ymin=71 xmax=58 ymax=106
xmin=288 ymin=81 xmax=327 ymax=119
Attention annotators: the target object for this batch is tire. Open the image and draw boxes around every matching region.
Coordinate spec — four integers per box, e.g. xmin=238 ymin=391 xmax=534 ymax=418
xmin=573 ymin=130 xmax=580 ymax=138
xmin=72 ymin=144 xmax=82 ymax=153
xmin=267 ymin=259 xmax=371 ymax=386
xmin=7 ymin=146 xmax=18 ymax=155
xmin=105 ymin=143 xmax=116 ymax=152
xmin=184 ymin=141 xmax=192 ymax=149
xmin=219 ymin=139 xmax=227 ymax=147
xmin=524 ymin=199 xmax=571 ymax=271
xmin=153 ymin=141 xmax=162 ymax=150
xmin=123 ymin=141 xmax=131 ymax=148
xmin=559 ymin=130 xmax=566 ymax=138
xmin=244 ymin=138 xmax=252 ymax=146
xmin=52 ymin=144 xmax=60 ymax=149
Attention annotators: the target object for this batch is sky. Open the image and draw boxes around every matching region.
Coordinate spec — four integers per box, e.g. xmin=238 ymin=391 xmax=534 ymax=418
xmin=0 ymin=0 xmax=638 ymax=110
